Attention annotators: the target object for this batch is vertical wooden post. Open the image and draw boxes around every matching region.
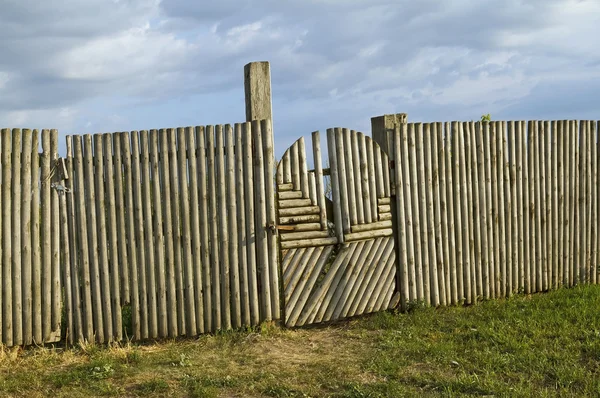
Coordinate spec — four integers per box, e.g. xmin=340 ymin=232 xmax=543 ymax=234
xmin=244 ymin=61 xmax=273 ymax=123
xmin=371 ymin=113 xmax=408 ymax=163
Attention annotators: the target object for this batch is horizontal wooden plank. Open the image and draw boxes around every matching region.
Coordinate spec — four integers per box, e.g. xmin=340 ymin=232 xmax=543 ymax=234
xmin=280 ymin=230 xmax=331 ymax=242
xmin=280 ymin=237 xmax=338 ymax=249
xmin=293 ymin=223 xmax=323 ymax=232
xmin=278 ymin=191 xmax=303 ymax=200
xmin=278 ymin=183 xmax=294 ymax=191
xmin=378 ymin=205 xmax=391 ymax=213
xmin=378 ymin=213 xmax=392 ymax=221
xmin=279 ymin=215 xmax=321 ymax=225
xmin=344 ymin=228 xmax=393 ymax=242
xmin=351 ymin=220 xmax=393 ymax=233
xmin=377 ymin=197 xmax=391 ymax=205
xmin=279 ymin=206 xmax=320 ymax=217
xmin=278 ymin=198 xmax=313 ymax=208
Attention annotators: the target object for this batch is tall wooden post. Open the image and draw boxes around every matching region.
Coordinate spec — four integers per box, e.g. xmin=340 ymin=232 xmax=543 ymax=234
xmin=244 ymin=61 xmax=273 ymax=122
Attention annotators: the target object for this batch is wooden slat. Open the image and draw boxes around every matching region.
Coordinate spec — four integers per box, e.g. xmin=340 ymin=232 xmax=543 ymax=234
xmin=280 ymin=237 xmax=338 ymax=249
xmin=469 ymin=122 xmax=483 ymax=300
xmin=50 ymin=129 xmax=60 ymax=339
xmin=234 ymin=124 xmax=250 ymax=326
xmin=437 ymin=122 xmax=451 ymax=304
xmin=278 ymin=183 xmax=294 ymax=191
xmin=150 ymin=130 xmax=168 ymax=337
xmin=159 ymin=129 xmax=178 ymax=337
xmin=367 ymin=136 xmax=378 ymax=220
xmin=424 ymin=123 xmax=440 ymax=306
xmin=351 ymin=221 xmax=392 ymax=233
xmin=104 ymin=133 xmax=123 ymax=341
xmin=225 ymin=124 xmax=241 ymax=328
xmin=121 ymin=132 xmax=140 ymax=339
xmin=280 ymin=231 xmax=330 ymax=241
xmin=197 ymin=125 xmax=212 ymax=331
xmin=500 ymin=121 xmax=510 ymax=296
xmin=94 ymin=134 xmax=114 ymax=341
xmin=186 ymin=127 xmax=204 ymax=334
xmin=509 ymin=121 xmax=519 ymax=294
xmin=358 ymin=133 xmax=372 ymax=224
xmin=343 ymin=128 xmax=358 ymax=226
xmin=130 ymin=132 xmax=147 ymax=340
xmin=217 ymin=124 xmax=232 ymax=330
xmin=112 ymin=132 xmax=129 ymax=305
xmin=351 ymin=131 xmax=365 ymax=224
xmin=326 ymin=129 xmax=344 ymax=242
xmin=298 ymin=136 xmax=310 ymax=199
xmin=557 ymin=121 xmax=565 ymax=287
xmin=278 ymin=198 xmax=313 ymax=208
xmin=335 ymin=128 xmax=351 ymax=234
xmin=344 ymin=228 xmax=393 ymax=242
xmin=279 ymin=191 xmax=303 ymax=200
xmin=242 ymin=122 xmax=259 ymax=325
xmin=408 ymin=123 xmax=425 ymax=302
xmin=21 ymin=129 xmax=33 ymax=345
xmin=462 ymin=122 xmax=476 ymax=304
xmin=538 ymin=122 xmax=548 ymax=290
xmin=252 ymin=120 xmax=272 ymax=322
xmin=312 ymin=131 xmax=328 ymax=230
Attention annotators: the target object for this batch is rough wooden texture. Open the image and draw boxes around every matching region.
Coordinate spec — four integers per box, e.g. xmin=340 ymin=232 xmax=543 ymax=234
xmin=94 ymin=134 xmax=114 ymax=341
xmin=206 ymin=125 xmax=221 ymax=330
xmin=216 ymin=125 xmax=231 ymax=330
xmin=326 ymin=129 xmax=344 ymax=242
xmin=197 ymin=125 xmax=212 ymax=331
xmin=351 ymin=221 xmax=393 ymax=233
xmin=50 ymin=129 xmax=60 ymax=339
xmin=280 ymin=237 xmax=338 ymax=250
xmin=32 ymin=131 xmax=44 ymax=343
xmin=408 ymin=123 xmax=425 ymax=301
xmin=234 ymin=124 xmax=250 ymax=326
xmin=104 ymin=133 xmax=123 ymax=341
xmin=186 ymin=126 xmax=204 ymax=334
xmin=159 ymin=129 xmax=178 ymax=337
xmin=244 ymin=62 xmax=272 ymax=122
xmin=225 ymin=125 xmax=241 ymax=328
xmin=112 ymin=133 xmax=129 ymax=304
xmin=432 ymin=123 xmax=447 ymax=306
xmin=149 ymin=130 xmax=168 ymax=337
xmin=343 ymin=128 xmax=358 ymax=225
xmin=21 ymin=129 xmax=33 ymax=345
xmin=423 ymin=123 xmax=440 ymax=306
xmin=437 ymin=122 xmax=451 ymax=304
xmin=335 ymin=128 xmax=351 ymax=233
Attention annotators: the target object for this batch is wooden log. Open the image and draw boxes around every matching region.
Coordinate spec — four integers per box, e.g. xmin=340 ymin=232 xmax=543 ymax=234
xmin=120 ymin=133 xmax=140 ymax=339
xmin=65 ymin=136 xmax=83 ymax=343
xmin=291 ymin=223 xmax=322 ymax=232
xmin=482 ymin=122 xmax=496 ymax=298
xmin=437 ymin=122 xmax=451 ymax=304
xmin=276 ymin=156 xmax=284 ymax=186
xmin=334 ymin=128 xmax=351 ymax=233
xmin=374 ymin=137 xmax=385 ymax=199
xmin=280 ymin=231 xmax=330 ymax=241
xmin=186 ymin=127 xmax=205 ymax=334
xmin=104 ymin=133 xmax=122 ymax=341
xmin=408 ymin=123 xmax=425 ymax=302
xmin=496 ymin=122 xmax=508 ymax=297
xmin=39 ymin=130 xmax=51 ymax=342
xmin=591 ymin=121 xmax=598 ymax=285
xmin=500 ymin=121 xmax=511 ymax=296
xmin=0 ymin=129 xmax=5 ymax=345
xmin=345 ymin=228 xmax=393 ymax=242
xmin=242 ymin=123 xmax=259 ymax=325
xmin=280 ymin=237 xmax=338 ymax=250
xmin=368 ymin=250 xmax=397 ymax=313
xmin=279 ymin=198 xmax=313 ymax=208
xmin=556 ymin=121 xmax=565 ymax=287
xmin=578 ymin=121 xmax=587 ymax=284
xmin=298 ymin=136 xmax=310 ymax=200
xmin=50 ymin=129 xmax=60 ymax=339
xmin=367 ymin=136 xmax=378 ymax=220
xmin=94 ymin=134 xmax=114 ymax=341
xmin=283 ymin=151 xmax=292 ymax=184
xmin=490 ymin=122 xmax=501 ymax=297
xmin=279 ymin=207 xmax=320 ymax=218
xmin=32 ymin=131 xmax=43 ymax=343
xmin=131 ymin=132 xmax=150 ymax=340
xmin=567 ymin=121 xmax=576 ymax=286
xmin=444 ymin=123 xmax=458 ymax=304
xmin=378 ymin=205 xmax=391 ymax=213
xmin=475 ymin=123 xmax=490 ymax=299
xmin=159 ymin=129 xmax=178 ymax=337
xmin=516 ymin=122 xmax=526 ymax=292
xmin=547 ymin=121 xmax=556 ymax=288
xmin=342 ymin=128 xmax=358 ymax=226
xmin=279 ymin=191 xmax=303 ymax=200
xmin=585 ymin=121 xmax=594 ymax=283
xmin=176 ymin=127 xmax=198 ymax=335
xmin=351 ymin=131 xmax=365 ymax=224
xmin=351 ymin=221 xmax=393 ymax=233
xmin=308 ymin=172 xmax=317 ymax=205
xmin=378 ymin=213 xmax=392 ymax=221
xmin=284 ymin=247 xmax=316 ymax=302
xmin=382 ymin=151 xmax=391 ymax=198
xmin=278 ymin=183 xmax=294 ymax=191
xmin=393 ymin=123 xmax=410 ymax=310
xmin=358 ymin=133 xmax=372 ymax=224
xmin=462 ymin=122 xmax=476 ymax=304
xmin=251 ymin=120 xmax=272 ymax=322
xmin=509 ymin=122 xmax=520 ymax=294
xmin=225 ymin=125 xmax=241 ymax=328
xmin=234 ymin=124 xmax=249 ymax=327
xmin=58 ymin=159 xmax=73 ymax=344
xmin=539 ymin=122 xmax=549 ymax=290
xmin=312 ymin=131 xmax=328 ymax=231
xmin=216 ymin=124 xmax=232 ymax=330
xmin=378 ymin=198 xmax=391 ymax=205
xmin=468 ymin=122 xmax=483 ymax=300
xmin=356 ymin=239 xmax=395 ymax=315
xmin=84 ymin=134 xmax=105 ymax=342
xmin=291 ymin=141 xmax=300 ymax=192
xmin=149 ymin=130 xmax=168 ymax=337
xmin=21 ymin=129 xmax=32 ymax=345
xmin=423 ymin=123 xmax=440 ymax=306
xmin=197 ymin=126 xmax=212 ymax=331
xmin=140 ymin=131 xmax=158 ymax=339
xmin=451 ymin=122 xmax=465 ymax=303
xmin=112 ymin=133 xmax=129 ymax=304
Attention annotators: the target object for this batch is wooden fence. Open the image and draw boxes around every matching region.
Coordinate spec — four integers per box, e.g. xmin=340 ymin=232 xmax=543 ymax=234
xmin=0 ymin=118 xmax=598 ymax=347
xmin=61 ymin=120 xmax=279 ymax=343
xmin=0 ymin=128 xmax=62 ymax=347
xmin=392 ymin=120 xmax=599 ymax=309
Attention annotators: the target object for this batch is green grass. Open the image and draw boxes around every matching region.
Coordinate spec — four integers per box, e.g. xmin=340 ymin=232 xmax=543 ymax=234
xmin=1 ymin=285 xmax=599 ymax=397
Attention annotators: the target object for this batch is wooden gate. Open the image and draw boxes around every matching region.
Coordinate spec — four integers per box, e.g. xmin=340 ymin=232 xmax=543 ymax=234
xmin=276 ymin=128 xmax=399 ymax=327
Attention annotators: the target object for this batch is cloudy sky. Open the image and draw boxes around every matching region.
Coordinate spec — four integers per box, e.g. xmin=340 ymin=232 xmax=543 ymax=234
xmin=0 ymin=0 xmax=598 ymax=156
